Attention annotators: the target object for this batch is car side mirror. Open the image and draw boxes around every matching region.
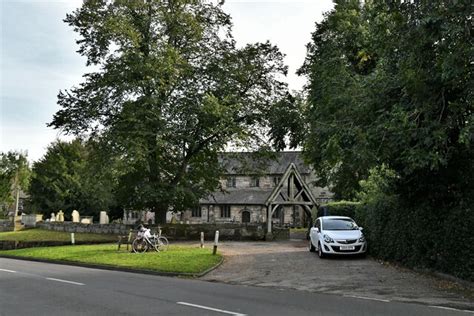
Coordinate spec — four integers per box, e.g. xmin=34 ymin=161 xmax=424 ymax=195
xmin=359 ymin=227 xmax=364 ymax=231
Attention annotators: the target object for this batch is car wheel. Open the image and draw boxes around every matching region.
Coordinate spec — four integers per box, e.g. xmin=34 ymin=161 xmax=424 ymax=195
xmin=309 ymin=240 xmax=316 ymax=252
xmin=318 ymin=242 xmax=326 ymax=259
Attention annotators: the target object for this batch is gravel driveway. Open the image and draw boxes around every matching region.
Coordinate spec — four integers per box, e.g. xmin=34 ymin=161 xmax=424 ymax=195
xmin=200 ymin=240 xmax=473 ymax=310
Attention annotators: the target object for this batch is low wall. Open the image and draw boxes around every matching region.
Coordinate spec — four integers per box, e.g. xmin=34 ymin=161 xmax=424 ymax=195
xmin=38 ymin=222 xmax=129 ymax=235
xmin=0 ymin=219 xmax=14 ymax=232
xmin=36 ymin=222 xmax=287 ymax=241
xmin=0 ymin=240 xmax=112 ymax=251
xmin=272 ymin=227 xmax=290 ymax=240
xmin=159 ymin=223 xmax=266 ymax=241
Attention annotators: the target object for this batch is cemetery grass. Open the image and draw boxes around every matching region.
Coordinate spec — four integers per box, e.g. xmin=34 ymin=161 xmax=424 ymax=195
xmin=0 ymin=244 xmax=222 ymax=274
xmin=0 ymin=228 xmax=117 ymax=243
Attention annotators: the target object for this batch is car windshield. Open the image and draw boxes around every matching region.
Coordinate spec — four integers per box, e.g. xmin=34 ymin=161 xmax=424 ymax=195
xmin=322 ymin=218 xmax=358 ymax=231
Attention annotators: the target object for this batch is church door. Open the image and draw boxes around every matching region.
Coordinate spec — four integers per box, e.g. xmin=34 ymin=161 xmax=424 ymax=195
xmin=242 ymin=210 xmax=251 ymax=223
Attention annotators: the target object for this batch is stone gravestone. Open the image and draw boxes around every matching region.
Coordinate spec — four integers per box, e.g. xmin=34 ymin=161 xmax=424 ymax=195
xmin=50 ymin=212 xmax=56 ymax=222
xmin=71 ymin=210 xmax=80 ymax=223
xmin=170 ymin=213 xmax=178 ymax=224
xmin=57 ymin=210 xmax=64 ymax=222
xmin=99 ymin=211 xmax=109 ymax=224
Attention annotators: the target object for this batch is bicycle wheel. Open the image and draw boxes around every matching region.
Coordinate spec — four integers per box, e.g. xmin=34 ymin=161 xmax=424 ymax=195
xmin=157 ymin=236 xmax=169 ymax=251
xmin=149 ymin=236 xmax=161 ymax=252
xmin=132 ymin=238 xmax=148 ymax=253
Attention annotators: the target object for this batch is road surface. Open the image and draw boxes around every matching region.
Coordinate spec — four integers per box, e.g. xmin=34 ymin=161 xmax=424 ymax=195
xmin=0 ymin=258 xmax=472 ymax=316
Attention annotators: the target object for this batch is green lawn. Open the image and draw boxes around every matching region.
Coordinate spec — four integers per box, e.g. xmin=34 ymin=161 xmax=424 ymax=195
xmin=0 ymin=228 xmax=117 ymax=242
xmin=0 ymin=244 xmax=222 ymax=274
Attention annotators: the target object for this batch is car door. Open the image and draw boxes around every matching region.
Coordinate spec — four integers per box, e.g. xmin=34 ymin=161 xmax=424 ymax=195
xmin=310 ymin=219 xmax=320 ymax=245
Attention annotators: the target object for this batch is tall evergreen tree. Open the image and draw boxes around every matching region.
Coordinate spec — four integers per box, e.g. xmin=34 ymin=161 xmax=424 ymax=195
xmin=29 ymin=139 xmax=118 ymax=219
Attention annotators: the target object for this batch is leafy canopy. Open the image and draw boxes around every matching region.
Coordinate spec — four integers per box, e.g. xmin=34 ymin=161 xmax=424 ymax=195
xmin=298 ymin=0 xmax=473 ymax=199
xmin=28 ymin=139 xmax=118 ymax=219
xmin=49 ymin=0 xmax=288 ymax=220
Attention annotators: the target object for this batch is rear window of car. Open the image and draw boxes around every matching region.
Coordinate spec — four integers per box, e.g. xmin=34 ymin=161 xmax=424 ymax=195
xmin=322 ymin=218 xmax=358 ymax=230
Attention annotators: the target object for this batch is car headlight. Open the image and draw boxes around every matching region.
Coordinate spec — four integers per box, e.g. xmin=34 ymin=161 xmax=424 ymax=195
xmin=323 ymin=234 xmax=334 ymax=243
xmin=359 ymin=235 xmax=366 ymax=242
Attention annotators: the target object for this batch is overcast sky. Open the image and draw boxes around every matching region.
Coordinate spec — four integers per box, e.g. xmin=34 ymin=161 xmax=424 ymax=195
xmin=0 ymin=0 xmax=334 ymax=162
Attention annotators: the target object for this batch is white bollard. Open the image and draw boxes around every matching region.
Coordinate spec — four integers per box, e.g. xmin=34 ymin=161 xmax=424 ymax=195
xmin=213 ymin=230 xmax=219 ymax=255
xmin=71 ymin=233 xmax=75 ymax=245
xmin=200 ymin=232 xmax=204 ymax=248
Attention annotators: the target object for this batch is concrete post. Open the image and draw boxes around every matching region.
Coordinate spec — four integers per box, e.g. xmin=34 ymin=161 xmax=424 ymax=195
xmin=212 ymin=231 xmax=219 ymax=255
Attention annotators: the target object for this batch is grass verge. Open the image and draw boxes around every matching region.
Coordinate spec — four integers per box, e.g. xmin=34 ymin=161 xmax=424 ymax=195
xmin=0 ymin=228 xmax=117 ymax=242
xmin=0 ymin=244 xmax=222 ymax=275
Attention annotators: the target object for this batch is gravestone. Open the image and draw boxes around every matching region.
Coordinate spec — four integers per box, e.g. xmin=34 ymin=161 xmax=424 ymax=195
xmin=99 ymin=211 xmax=109 ymax=224
xmin=72 ymin=210 xmax=80 ymax=223
xmin=57 ymin=210 xmax=64 ymax=222
xmin=50 ymin=213 xmax=56 ymax=222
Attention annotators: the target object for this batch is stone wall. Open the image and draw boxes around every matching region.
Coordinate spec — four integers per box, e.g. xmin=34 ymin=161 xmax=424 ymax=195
xmin=38 ymin=222 xmax=130 ymax=235
xmin=0 ymin=219 xmax=14 ymax=232
xmin=159 ymin=223 xmax=267 ymax=241
xmin=36 ymin=222 xmax=287 ymax=241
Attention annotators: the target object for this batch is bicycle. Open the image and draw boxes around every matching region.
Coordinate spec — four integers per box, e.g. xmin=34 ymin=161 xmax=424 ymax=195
xmin=132 ymin=227 xmax=169 ymax=253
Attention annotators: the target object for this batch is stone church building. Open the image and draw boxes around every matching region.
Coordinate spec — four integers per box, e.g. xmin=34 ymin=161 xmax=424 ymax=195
xmin=181 ymin=152 xmax=333 ymax=227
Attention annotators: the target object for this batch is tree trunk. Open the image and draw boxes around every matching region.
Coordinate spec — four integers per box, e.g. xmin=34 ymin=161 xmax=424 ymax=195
xmin=155 ymin=208 xmax=167 ymax=224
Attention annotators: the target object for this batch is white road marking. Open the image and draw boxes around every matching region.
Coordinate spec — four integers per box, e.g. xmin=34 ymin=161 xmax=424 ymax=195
xmin=177 ymin=302 xmax=246 ymax=316
xmin=344 ymin=295 xmax=390 ymax=303
xmin=0 ymin=269 xmax=17 ymax=273
xmin=429 ymin=305 xmax=474 ymax=314
xmin=46 ymin=278 xmax=84 ymax=286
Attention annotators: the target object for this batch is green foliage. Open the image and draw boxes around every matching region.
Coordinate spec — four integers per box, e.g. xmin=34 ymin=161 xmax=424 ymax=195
xmin=0 ymin=151 xmax=31 ymax=215
xmin=356 ymin=167 xmax=474 ymax=281
xmin=49 ymin=0 xmax=288 ymax=222
xmin=1 ymin=244 xmax=222 ymax=274
xmin=319 ymin=201 xmax=360 ymax=219
xmin=28 ymin=139 xmax=119 ymax=219
xmin=296 ymin=1 xmax=473 ymax=280
xmin=298 ymin=0 xmax=473 ymax=199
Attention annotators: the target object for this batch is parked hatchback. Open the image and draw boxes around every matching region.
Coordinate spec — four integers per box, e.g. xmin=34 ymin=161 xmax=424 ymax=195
xmin=309 ymin=216 xmax=367 ymax=258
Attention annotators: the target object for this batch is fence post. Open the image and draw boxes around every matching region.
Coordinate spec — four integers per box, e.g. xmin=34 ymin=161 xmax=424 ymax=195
xmin=71 ymin=233 xmax=75 ymax=245
xmin=200 ymin=232 xmax=204 ymax=248
xmin=213 ymin=230 xmax=219 ymax=255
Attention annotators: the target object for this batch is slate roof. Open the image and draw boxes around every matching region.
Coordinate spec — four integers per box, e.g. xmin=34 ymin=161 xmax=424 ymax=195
xmin=200 ymin=189 xmax=275 ymax=205
xmin=219 ymin=151 xmax=310 ymax=175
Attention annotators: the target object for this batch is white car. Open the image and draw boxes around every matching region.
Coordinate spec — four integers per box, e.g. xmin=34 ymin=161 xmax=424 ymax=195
xmin=309 ymin=216 xmax=367 ymax=258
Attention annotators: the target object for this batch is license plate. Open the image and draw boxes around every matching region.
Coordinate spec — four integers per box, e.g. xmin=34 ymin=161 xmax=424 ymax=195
xmin=340 ymin=246 xmax=355 ymax=251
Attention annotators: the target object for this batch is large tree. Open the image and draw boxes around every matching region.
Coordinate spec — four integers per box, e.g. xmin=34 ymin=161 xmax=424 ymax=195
xmin=298 ymin=0 xmax=473 ymax=199
xmin=49 ymin=0 xmax=288 ymax=222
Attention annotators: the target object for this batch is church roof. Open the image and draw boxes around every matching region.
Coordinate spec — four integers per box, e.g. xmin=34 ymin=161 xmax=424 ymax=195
xmin=200 ymin=188 xmax=275 ymax=205
xmin=219 ymin=151 xmax=310 ymax=175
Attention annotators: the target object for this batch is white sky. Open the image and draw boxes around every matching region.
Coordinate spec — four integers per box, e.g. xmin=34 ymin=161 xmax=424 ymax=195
xmin=0 ymin=0 xmax=334 ymax=162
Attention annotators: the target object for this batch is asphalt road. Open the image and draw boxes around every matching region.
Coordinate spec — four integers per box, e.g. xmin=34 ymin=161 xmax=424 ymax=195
xmin=0 ymin=258 xmax=472 ymax=316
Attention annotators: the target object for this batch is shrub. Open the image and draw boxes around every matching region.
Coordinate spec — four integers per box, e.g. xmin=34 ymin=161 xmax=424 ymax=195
xmin=356 ymin=166 xmax=474 ymax=281
xmin=319 ymin=201 xmax=360 ymax=219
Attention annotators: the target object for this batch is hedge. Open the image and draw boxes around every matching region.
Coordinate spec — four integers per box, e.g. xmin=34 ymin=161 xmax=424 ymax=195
xmin=355 ymin=197 xmax=474 ymax=282
xmin=318 ymin=201 xmax=360 ymax=219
